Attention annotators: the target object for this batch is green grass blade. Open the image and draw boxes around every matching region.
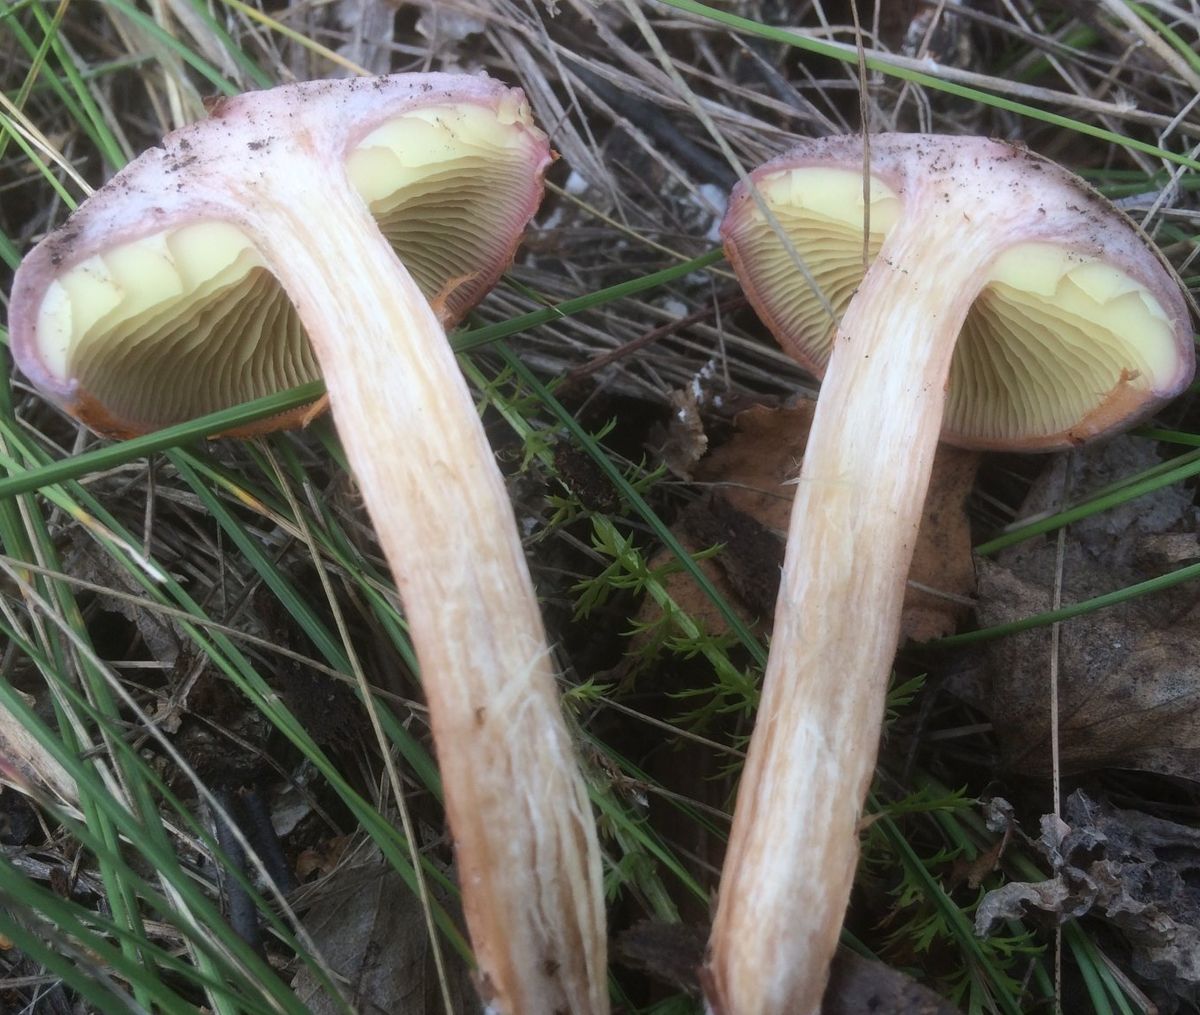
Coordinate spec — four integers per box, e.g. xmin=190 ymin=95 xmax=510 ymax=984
xmin=494 ymin=342 xmax=767 ymax=668
xmin=975 ymin=446 xmax=1200 ymax=555
xmin=0 ymin=252 xmax=724 ymax=501
xmin=935 ymin=559 xmax=1200 ymax=647
xmin=655 ymin=0 xmax=1200 ymax=170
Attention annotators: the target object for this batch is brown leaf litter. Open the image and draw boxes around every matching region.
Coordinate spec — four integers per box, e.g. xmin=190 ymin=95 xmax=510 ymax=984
xmin=964 ymin=438 xmax=1200 ymax=779
xmin=292 ymin=854 xmax=476 ymax=1014
xmin=637 ymin=399 xmax=979 ymax=649
xmin=615 ymin=918 xmax=961 ymax=1013
xmin=979 ymin=789 xmax=1200 ymax=1011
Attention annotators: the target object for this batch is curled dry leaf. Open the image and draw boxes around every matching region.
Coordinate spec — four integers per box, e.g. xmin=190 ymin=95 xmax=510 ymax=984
xmin=659 ymin=384 xmax=709 ymax=480
xmin=974 ymin=438 xmax=1200 ymax=778
xmin=977 ymin=789 xmax=1200 ymax=1010
xmin=657 ymin=360 xmax=721 ymax=480
xmin=639 ymin=401 xmax=979 ymax=644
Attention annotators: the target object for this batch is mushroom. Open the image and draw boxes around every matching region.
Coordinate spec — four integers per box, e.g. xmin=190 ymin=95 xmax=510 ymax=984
xmin=703 ymin=134 xmax=1195 ymax=1015
xmin=9 ymin=74 xmax=607 ymax=1015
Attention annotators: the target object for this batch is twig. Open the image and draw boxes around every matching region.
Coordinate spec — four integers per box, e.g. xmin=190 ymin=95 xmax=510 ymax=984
xmin=566 ymin=293 xmax=745 ymax=382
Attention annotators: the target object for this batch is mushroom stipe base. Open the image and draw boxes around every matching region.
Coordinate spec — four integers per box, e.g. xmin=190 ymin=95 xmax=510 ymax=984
xmin=10 ymin=73 xmax=608 ymax=1015
xmin=705 ymin=133 xmax=1193 ymax=1015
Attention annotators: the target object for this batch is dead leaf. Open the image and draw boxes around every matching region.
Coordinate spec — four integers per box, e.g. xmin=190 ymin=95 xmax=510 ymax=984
xmin=975 ymin=871 xmax=1076 ymax=932
xmin=823 ymin=950 xmax=962 ymax=1015
xmin=696 ymin=401 xmax=816 ymax=534
xmin=0 ymin=692 xmax=77 ymax=807
xmin=628 ymin=523 xmax=754 ymax=670
xmin=1012 ymin=437 xmax=1196 ymax=567
xmin=980 ymin=558 xmax=1200 ymax=779
xmin=295 ymin=834 xmax=351 ymax=884
xmin=977 ymin=790 xmax=1200 ymax=1011
xmin=975 ymin=438 xmax=1200 ymax=779
xmin=657 ymin=361 xmax=720 ymax=480
xmin=679 ymin=495 xmax=783 ymax=622
xmin=906 ymin=444 xmax=980 ymax=642
xmin=70 ymin=537 xmax=182 ymax=672
xmin=615 ymin=921 xmax=961 ymax=1013
xmin=638 ymin=400 xmax=979 ymax=646
xmin=614 ymin=919 xmax=708 ymax=995
xmin=951 ymin=829 xmax=1008 ymax=891
xmin=293 ymin=858 xmax=476 ymax=1015
xmin=1136 ymin=532 xmax=1200 ymax=570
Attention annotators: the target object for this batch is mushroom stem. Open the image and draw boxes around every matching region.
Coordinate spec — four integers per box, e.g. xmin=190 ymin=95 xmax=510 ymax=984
xmin=239 ymin=165 xmax=606 ymax=1014
xmin=706 ymin=223 xmax=992 ymax=1015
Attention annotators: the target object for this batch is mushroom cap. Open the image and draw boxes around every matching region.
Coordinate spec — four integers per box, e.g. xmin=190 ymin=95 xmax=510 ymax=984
xmin=722 ymin=133 xmax=1195 ymax=451
xmin=10 ymin=73 xmax=552 ymax=437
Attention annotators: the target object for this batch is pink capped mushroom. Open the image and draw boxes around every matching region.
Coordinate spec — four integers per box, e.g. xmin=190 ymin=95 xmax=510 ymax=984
xmin=704 ymin=134 xmax=1195 ymax=1014
xmin=10 ymin=74 xmax=606 ymax=1015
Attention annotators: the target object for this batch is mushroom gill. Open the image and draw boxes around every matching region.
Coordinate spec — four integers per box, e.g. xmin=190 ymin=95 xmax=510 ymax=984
xmin=947 ymin=244 xmax=1178 ymax=445
xmin=36 ymin=103 xmax=543 ymax=431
